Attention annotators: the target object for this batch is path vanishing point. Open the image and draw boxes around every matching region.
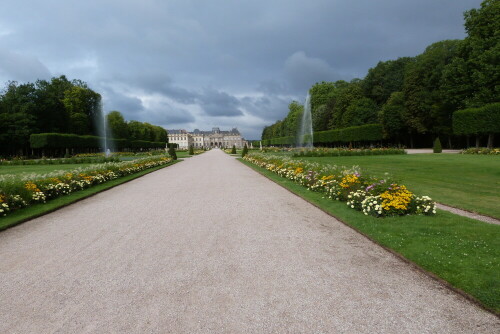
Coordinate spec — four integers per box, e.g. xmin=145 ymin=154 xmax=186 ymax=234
xmin=0 ymin=149 xmax=498 ymax=333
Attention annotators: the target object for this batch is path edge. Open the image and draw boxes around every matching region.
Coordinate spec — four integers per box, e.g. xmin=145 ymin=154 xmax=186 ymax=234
xmin=238 ymin=158 xmax=500 ymax=318
xmin=0 ymin=160 xmax=182 ymax=233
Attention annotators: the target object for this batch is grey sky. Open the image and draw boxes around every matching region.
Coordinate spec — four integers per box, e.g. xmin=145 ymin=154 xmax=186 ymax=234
xmin=0 ymin=0 xmax=482 ymax=139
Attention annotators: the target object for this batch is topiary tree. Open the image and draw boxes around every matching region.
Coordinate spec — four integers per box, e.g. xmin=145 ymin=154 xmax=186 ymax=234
xmin=433 ymin=137 xmax=442 ymax=153
xmin=168 ymin=145 xmax=177 ymax=160
xmin=241 ymin=144 xmax=248 ymax=157
xmin=231 ymin=145 xmax=236 ymax=154
xmin=189 ymin=144 xmax=194 ymax=155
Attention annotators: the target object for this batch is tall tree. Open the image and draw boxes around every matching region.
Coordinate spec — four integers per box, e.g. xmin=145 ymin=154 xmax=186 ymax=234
xmin=403 ymin=40 xmax=461 ymax=136
xmin=62 ymin=86 xmax=101 ymax=135
xmin=107 ymin=111 xmax=129 ymax=139
xmin=362 ymin=57 xmax=414 ymax=106
xmin=379 ymin=92 xmax=406 ymax=143
xmin=442 ymin=0 xmax=499 ymax=107
xmin=327 ymin=79 xmax=363 ymax=129
xmin=341 ymin=97 xmax=378 ymax=128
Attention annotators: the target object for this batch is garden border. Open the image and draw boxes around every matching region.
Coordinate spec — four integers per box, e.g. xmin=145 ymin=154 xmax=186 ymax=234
xmin=238 ymin=158 xmax=500 ymax=318
xmin=0 ymin=160 xmax=181 ymax=232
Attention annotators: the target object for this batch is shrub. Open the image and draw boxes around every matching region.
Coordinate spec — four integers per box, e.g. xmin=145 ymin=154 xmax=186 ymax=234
xmin=433 ymin=137 xmax=442 ymax=153
xmin=231 ymin=145 xmax=236 ymax=154
xmin=189 ymin=145 xmax=194 ymax=155
xmin=243 ymin=153 xmax=436 ymax=217
xmin=453 ymin=102 xmax=500 ymax=148
xmin=241 ymin=144 xmax=248 ymax=157
xmin=168 ymin=146 xmax=177 ymax=160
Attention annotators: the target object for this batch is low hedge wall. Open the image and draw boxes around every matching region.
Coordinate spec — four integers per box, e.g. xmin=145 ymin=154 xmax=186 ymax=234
xmin=30 ymin=133 xmax=166 ymax=152
xmin=261 ymin=124 xmax=383 ymax=146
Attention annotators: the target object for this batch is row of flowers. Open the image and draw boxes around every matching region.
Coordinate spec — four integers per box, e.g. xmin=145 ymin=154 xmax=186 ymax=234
xmin=243 ymin=153 xmax=436 ymax=217
xmin=0 ymin=156 xmax=173 ymax=217
xmin=460 ymin=147 xmax=500 ymax=155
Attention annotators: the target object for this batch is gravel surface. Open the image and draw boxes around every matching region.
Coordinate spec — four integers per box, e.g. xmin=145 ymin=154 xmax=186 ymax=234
xmin=0 ymin=149 xmax=498 ymax=333
xmin=436 ymin=203 xmax=500 ymax=225
xmin=405 ymin=149 xmax=461 ymax=154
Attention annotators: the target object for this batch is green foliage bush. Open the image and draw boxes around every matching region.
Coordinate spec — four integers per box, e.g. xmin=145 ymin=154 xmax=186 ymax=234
xmin=231 ymin=145 xmax=236 ymax=154
xmin=453 ymin=103 xmax=500 ymax=135
xmin=188 ymin=145 xmax=194 ymax=155
xmin=433 ymin=137 xmax=443 ymax=153
xmin=241 ymin=144 xmax=248 ymax=157
xmin=316 ymin=124 xmax=383 ymax=144
xmin=168 ymin=146 xmax=177 ymax=160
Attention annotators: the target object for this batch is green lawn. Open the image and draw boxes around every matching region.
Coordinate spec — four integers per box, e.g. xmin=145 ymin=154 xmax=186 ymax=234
xmin=296 ymin=154 xmax=500 ymax=219
xmin=0 ymin=164 xmax=96 ymax=176
xmin=240 ymin=158 xmax=500 ymax=313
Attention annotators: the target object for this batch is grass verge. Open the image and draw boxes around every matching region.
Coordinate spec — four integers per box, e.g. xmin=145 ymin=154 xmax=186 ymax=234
xmin=0 ymin=160 xmax=180 ymax=232
xmin=296 ymin=154 xmax=500 ymax=219
xmin=239 ymin=158 xmax=500 ymax=314
xmin=0 ymin=163 xmax=97 ymax=176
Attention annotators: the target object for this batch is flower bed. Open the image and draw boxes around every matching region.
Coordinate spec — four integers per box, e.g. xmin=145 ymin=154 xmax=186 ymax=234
xmin=460 ymin=148 xmax=500 ymax=155
xmin=292 ymin=147 xmax=406 ymax=157
xmin=0 ymin=156 xmax=173 ymax=217
xmin=243 ymin=153 xmax=435 ymax=217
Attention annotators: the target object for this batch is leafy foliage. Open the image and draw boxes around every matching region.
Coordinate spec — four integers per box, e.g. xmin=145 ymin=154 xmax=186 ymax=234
xmin=168 ymin=146 xmax=177 ymax=160
xmin=241 ymin=144 xmax=248 ymax=157
xmin=261 ymin=1 xmax=498 ymax=148
xmin=433 ymin=137 xmax=443 ymax=153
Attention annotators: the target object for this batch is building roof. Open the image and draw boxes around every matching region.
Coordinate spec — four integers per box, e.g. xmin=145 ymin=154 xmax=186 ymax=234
xmin=168 ymin=128 xmax=242 ymax=137
xmin=189 ymin=127 xmax=240 ymax=136
xmin=167 ymin=129 xmax=188 ymax=134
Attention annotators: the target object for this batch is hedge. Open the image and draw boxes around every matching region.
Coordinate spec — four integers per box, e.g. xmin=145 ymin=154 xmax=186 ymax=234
xmin=261 ymin=124 xmax=383 ymax=146
xmin=30 ymin=133 xmax=165 ymax=151
xmin=453 ymin=103 xmax=500 ymax=136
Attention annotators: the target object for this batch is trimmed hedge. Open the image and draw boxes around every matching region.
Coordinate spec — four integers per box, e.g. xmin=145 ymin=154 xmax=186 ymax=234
xmin=30 ymin=133 xmax=165 ymax=151
xmin=262 ymin=124 xmax=383 ymax=146
xmin=453 ymin=103 xmax=500 ymax=136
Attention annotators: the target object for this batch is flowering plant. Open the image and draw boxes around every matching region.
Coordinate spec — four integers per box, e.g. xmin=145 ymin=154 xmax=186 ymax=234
xmin=244 ymin=153 xmax=436 ymax=217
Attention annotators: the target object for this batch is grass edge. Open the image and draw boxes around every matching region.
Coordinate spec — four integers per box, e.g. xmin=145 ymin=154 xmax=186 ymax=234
xmin=237 ymin=157 xmax=500 ymax=317
xmin=0 ymin=160 xmax=181 ymax=232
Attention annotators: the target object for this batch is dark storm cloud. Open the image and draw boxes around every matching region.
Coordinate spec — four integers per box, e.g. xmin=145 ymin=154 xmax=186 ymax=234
xmin=0 ymin=49 xmax=51 ymax=83
xmin=0 ymin=0 xmax=482 ymax=138
xmin=197 ymin=88 xmax=243 ymax=117
xmin=102 ymin=88 xmax=145 ymax=115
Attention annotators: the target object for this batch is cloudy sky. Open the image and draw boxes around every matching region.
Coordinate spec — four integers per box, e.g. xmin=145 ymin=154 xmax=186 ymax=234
xmin=0 ymin=0 xmax=482 ymax=139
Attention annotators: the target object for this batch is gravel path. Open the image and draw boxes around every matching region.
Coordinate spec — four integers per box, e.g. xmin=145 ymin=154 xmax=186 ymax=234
xmin=0 ymin=149 xmax=498 ymax=333
xmin=436 ymin=203 xmax=500 ymax=225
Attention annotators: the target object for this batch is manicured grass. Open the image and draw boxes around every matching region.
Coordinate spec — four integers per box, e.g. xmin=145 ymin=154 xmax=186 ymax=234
xmin=296 ymin=154 xmax=500 ymax=219
xmin=240 ymin=158 xmax=500 ymax=314
xmin=176 ymin=151 xmax=191 ymax=158
xmin=0 ymin=161 xmax=179 ymax=231
xmin=0 ymin=164 xmax=97 ymax=176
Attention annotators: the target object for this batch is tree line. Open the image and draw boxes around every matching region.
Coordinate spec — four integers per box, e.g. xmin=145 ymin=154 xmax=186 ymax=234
xmin=262 ymin=0 xmax=499 ymax=148
xmin=0 ymin=75 xmax=167 ymax=156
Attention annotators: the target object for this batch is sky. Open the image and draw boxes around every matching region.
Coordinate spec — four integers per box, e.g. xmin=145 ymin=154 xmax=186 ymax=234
xmin=0 ymin=0 xmax=483 ymax=139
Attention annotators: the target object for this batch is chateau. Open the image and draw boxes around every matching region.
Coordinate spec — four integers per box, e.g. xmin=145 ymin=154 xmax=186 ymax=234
xmin=167 ymin=127 xmax=248 ymax=149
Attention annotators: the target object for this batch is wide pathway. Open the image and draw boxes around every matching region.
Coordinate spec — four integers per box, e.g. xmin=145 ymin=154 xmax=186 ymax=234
xmin=0 ymin=149 xmax=498 ymax=333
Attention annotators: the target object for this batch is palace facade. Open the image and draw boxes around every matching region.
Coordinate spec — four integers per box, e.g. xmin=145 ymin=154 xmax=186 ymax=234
xmin=167 ymin=127 xmax=247 ymax=149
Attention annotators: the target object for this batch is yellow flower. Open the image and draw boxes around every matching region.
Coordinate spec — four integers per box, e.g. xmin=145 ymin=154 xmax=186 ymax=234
xmin=340 ymin=174 xmax=359 ymax=188
xmin=25 ymin=182 xmax=41 ymax=192
xmin=380 ymin=185 xmax=413 ymax=211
